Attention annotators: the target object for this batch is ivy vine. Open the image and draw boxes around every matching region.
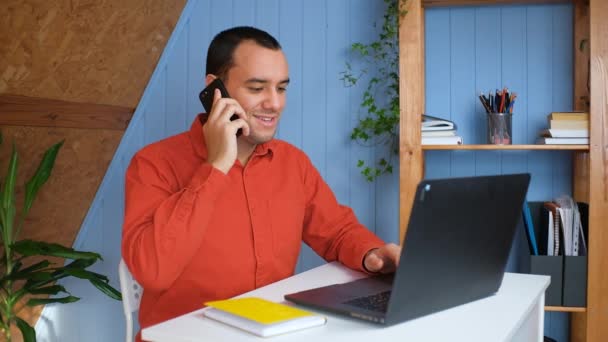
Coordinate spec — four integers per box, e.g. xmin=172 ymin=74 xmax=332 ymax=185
xmin=341 ymin=0 xmax=408 ymax=182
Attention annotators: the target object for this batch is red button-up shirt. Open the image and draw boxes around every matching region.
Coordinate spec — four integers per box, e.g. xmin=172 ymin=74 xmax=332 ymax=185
xmin=122 ymin=114 xmax=384 ymax=338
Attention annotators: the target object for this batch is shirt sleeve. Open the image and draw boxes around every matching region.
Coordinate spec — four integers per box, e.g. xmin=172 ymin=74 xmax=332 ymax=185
xmin=299 ymin=156 xmax=385 ymax=272
xmin=122 ymin=151 xmax=228 ymax=291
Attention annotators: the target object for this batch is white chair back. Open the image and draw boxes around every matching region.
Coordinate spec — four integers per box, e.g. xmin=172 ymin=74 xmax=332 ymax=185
xmin=118 ymin=258 xmax=143 ymax=342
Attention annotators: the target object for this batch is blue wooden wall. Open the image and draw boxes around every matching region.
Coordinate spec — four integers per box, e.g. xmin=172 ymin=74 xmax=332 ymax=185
xmin=424 ymin=3 xmax=573 ymax=341
xmin=34 ymin=1 xmax=572 ymax=341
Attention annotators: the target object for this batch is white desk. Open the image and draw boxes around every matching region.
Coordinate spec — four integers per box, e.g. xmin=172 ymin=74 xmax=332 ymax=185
xmin=142 ymin=262 xmax=549 ymax=342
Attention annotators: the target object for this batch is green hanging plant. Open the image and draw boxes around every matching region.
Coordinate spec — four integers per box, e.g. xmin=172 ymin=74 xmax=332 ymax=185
xmin=0 ymin=132 xmax=121 ymax=342
xmin=341 ymin=0 xmax=408 ymax=182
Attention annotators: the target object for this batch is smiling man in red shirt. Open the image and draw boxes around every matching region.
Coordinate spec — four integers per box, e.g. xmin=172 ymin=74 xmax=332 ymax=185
xmin=122 ymin=26 xmax=401 ymax=340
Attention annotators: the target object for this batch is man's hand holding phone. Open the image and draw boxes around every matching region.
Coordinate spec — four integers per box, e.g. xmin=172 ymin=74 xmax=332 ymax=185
xmin=202 ymin=88 xmax=250 ymax=174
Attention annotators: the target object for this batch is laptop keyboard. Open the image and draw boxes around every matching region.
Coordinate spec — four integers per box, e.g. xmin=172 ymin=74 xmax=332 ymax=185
xmin=343 ymin=290 xmax=391 ymax=313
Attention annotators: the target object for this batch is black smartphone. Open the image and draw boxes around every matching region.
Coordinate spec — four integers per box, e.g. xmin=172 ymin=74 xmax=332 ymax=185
xmin=199 ymin=79 xmax=241 ymax=136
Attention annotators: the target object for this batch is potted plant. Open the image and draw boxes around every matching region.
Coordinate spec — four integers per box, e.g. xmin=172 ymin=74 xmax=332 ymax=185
xmin=342 ymin=0 xmax=407 ymax=181
xmin=0 ymin=132 xmax=121 ymax=342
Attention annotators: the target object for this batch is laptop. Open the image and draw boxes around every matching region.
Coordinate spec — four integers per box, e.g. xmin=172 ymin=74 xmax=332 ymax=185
xmin=284 ymin=173 xmax=531 ymax=325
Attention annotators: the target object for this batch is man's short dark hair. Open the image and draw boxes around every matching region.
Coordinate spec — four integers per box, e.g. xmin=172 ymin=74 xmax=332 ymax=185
xmin=206 ymin=26 xmax=282 ymax=79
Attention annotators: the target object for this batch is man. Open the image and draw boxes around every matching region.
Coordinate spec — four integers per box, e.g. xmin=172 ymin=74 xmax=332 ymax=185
xmin=122 ymin=26 xmax=400 ymax=339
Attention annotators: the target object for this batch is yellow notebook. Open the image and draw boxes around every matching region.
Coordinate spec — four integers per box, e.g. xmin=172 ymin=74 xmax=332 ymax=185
xmin=204 ymin=297 xmax=326 ymax=337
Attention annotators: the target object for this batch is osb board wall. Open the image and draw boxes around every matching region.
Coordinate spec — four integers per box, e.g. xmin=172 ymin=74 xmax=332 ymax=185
xmin=0 ymin=0 xmax=187 ymax=107
xmin=0 ymin=126 xmax=122 ymax=336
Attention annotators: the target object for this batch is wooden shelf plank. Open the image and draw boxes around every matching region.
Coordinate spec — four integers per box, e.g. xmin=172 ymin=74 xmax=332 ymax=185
xmin=423 ymin=0 xmax=571 ymax=7
xmin=545 ymin=306 xmax=587 ymax=313
xmin=0 ymin=94 xmax=134 ymax=130
xmin=422 ymin=144 xmax=589 ymax=151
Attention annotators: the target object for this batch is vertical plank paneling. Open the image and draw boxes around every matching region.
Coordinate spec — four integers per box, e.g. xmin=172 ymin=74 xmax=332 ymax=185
xmin=526 ymin=7 xmax=554 ymax=198
xmin=79 ymin=206 xmax=113 ymax=342
xmin=277 ymin=2 xmax=303 ymax=146
xmin=424 ymin=8 xmax=452 ymax=179
xmin=280 ymin=1 xmax=306 ymax=272
xmin=255 ymin=0 xmax=279 ymax=34
xmin=301 ymin=0 xmax=327 ymax=177
xmin=233 ymin=0 xmax=255 ymax=26
xmin=166 ymin=29 xmax=189 ymax=136
xmin=121 ymin=117 xmax=146 ymax=179
xmin=474 ymin=7 xmax=502 ymax=176
xmin=209 ymin=0 xmax=234 ymax=33
xmin=372 ymin=0 xmax=400 ymax=244
xmin=552 ymin=4 xmax=574 ymax=112
xmin=143 ymin=71 xmax=167 ymax=145
xmin=348 ymin=0 xmax=377 ymax=232
xmin=500 ymin=7 xmax=527 ymax=180
xmin=450 ymin=8 xmax=476 ymax=177
xmin=186 ymin=0 xmax=209 ymax=123
xmin=501 ymin=6 xmax=527 ymax=143
xmin=450 ymin=8 xmax=476 ymax=140
xmin=551 ymin=4 xmax=575 ymax=198
xmin=475 ymin=6 xmax=501 ymax=144
xmin=299 ymin=0 xmax=328 ymax=271
xmin=325 ymin=0 xmax=351 ymax=205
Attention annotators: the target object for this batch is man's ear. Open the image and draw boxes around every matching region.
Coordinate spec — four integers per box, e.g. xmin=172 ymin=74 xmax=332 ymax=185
xmin=205 ymin=74 xmax=218 ymax=86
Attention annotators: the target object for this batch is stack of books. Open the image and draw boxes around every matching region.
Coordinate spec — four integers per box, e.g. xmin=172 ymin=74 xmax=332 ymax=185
xmin=204 ymin=297 xmax=326 ymax=337
xmin=538 ymin=111 xmax=589 ymax=144
xmin=421 ymin=114 xmax=463 ymax=145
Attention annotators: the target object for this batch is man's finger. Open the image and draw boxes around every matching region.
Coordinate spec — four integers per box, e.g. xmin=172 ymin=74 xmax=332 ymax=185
xmin=364 ymin=252 xmax=384 ymax=272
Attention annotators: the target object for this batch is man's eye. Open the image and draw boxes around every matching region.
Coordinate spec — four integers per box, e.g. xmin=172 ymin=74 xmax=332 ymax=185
xmin=278 ymin=87 xmax=288 ymax=93
xmin=249 ymin=87 xmax=263 ymax=92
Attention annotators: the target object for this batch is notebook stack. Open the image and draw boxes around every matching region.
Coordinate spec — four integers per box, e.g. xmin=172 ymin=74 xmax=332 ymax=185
xmin=421 ymin=114 xmax=463 ymax=145
xmin=538 ymin=112 xmax=589 ymax=145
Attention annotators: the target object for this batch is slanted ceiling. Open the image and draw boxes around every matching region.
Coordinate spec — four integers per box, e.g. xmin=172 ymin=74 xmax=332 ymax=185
xmin=1 ymin=0 xmax=186 ymax=107
xmin=0 ymin=0 xmax=186 ymax=331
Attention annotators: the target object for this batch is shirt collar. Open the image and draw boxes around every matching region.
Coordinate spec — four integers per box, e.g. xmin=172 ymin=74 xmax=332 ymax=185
xmin=189 ymin=114 xmax=275 ymax=160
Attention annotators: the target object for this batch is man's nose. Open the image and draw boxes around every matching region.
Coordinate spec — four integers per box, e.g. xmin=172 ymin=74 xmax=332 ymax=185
xmin=262 ymin=89 xmax=282 ymax=111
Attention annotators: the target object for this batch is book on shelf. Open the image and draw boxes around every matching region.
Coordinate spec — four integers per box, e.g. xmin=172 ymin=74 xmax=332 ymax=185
xmin=540 ymin=128 xmax=589 ymax=138
xmin=422 ymin=135 xmax=463 ymax=145
xmin=549 ymin=119 xmax=589 ymax=130
xmin=421 ymin=129 xmax=457 ymax=137
xmin=537 ymin=137 xmax=589 ymax=145
xmin=421 ymin=114 xmax=456 ymax=131
xmin=204 ymin=297 xmax=326 ymax=337
xmin=548 ymin=111 xmax=589 ymax=121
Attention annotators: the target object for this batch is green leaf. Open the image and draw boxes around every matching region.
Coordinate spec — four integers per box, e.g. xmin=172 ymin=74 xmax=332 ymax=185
xmin=15 ymin=316 xmax=36 ymax=342
xmin=17 ymin=260 xmax=51 ymax=275
xmin=62 ymin=268 xmax=109 ymax=283
xmin=23 ymin=258 xmax=97 ymax=290
xmin=23 ymin=141 xmax=63 ymax=216
xmin=12 ymin=240 xmax=102 ymax=261
xmin=1 ymin=143 xmax=18 ymax=244
xmin=89 ymin=277 xmax=122 ymax=301
xmin=27 ymin=295 xmax=80 ymax=306
xmin=27 ymin=285 xmax=67 ymax=295
xmin=23 ymin=271 xmax=54 ymax=282
xmin=64 ymin=258 xmax=97 ymax=269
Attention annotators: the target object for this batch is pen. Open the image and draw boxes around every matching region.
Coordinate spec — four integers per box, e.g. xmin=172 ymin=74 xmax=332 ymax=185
xmin=479 ymin=94 xmax=492 ymax=113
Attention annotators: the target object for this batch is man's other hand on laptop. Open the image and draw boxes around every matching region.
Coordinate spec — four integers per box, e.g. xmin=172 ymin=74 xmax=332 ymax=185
xmin=363 ymin=243 xmax=401 ymax=274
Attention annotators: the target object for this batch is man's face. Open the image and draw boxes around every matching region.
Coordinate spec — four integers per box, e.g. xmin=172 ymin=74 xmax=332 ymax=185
xmin=223 ymin=40 xmax=289 ymax=145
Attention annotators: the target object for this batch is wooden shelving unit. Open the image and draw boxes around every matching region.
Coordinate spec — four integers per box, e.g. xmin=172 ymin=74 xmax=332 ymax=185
xmin=422 ymin=144 xmax=590 ymax=151
xmin=546 ymin=306 xmax=587 ymax=313
xmin=398 ymin=1 xmax=608 ymax=341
